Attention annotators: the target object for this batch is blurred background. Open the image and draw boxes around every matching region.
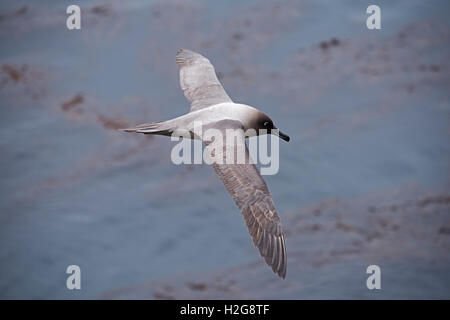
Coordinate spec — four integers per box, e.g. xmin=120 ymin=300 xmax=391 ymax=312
xmin=0 ymin=0 xmax=449 ymax=299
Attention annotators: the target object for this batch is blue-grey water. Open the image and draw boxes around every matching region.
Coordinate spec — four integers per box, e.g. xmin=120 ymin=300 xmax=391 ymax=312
xmin=0 ymin=0 xmax=449 ymax=299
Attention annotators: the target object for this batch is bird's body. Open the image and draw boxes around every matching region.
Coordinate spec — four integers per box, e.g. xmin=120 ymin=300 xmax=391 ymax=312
xmin=121 ymin=49 xmax=290 ymax=278
xmin=126 ymin=103 xmax=263 ymax=138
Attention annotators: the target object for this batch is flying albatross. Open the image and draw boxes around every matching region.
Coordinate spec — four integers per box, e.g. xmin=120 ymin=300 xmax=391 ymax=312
xmin=121 ymin=49 xmax=290 ymax=278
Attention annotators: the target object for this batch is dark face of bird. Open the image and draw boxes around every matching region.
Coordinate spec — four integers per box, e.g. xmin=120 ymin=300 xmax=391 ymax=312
xmin=257 ymin=114 xmax=290 ymax=142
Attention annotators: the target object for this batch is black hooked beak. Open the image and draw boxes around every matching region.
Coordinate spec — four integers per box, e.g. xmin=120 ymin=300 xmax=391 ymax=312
xmin=272 ymin=128 xmax=290 ymax=142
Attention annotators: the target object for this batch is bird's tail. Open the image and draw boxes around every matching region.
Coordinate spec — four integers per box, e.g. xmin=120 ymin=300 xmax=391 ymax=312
xmin=119 ymin=121 xmax=174 ymax=136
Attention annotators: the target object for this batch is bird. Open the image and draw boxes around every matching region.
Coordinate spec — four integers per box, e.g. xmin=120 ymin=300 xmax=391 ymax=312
xmin=121 ymin=49 xmax=290 ymax=278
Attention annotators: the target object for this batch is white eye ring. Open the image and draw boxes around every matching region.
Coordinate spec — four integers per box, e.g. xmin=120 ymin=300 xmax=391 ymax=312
xmin=264 ymin=121 xmax=269 ymax=127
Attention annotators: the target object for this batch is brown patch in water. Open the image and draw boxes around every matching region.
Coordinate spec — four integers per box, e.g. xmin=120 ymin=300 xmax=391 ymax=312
xmin=439 ymin=227 xmax=450 ymax=235
xmin=153 ymin=291 xmax=175 ymax=299
xmin=0 ymin=5 xmax=28 ymax=22
xmin=97 ymin=115 xmax=128 ymax=130
xmin=330 ymin=38 xmax=340 ymax=46
xmin=0 ymin=63 xmax=48 ymax=100
xmin=187 ymin=282 xmax=207 ymax=291
xmin=320 ymin=38 xmax=341 ymax=50
xmin=91 ymin=5 xmax=111 ymax=16
xmin=2 ymin=64 xmax=26 ymax=82
xmin=61 ymin=95 xmax=84 ymax=111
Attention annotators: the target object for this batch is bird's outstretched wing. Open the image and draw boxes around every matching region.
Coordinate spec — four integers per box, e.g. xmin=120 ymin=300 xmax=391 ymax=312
xmin=176 ymin=49 xmax=233 ymax=112
xmin=204 ymin=120 xmax=287 ymax=278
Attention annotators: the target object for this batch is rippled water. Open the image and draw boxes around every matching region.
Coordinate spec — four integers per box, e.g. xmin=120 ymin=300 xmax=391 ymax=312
xmin=0 ymin=0 xmax=449 ymax=299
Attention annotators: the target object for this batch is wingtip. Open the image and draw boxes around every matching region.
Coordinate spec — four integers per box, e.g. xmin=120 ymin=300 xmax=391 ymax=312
xmin=176 ymin=48 xmax=205 ymax=66
xmin=278 ymin=267 xmax=287 ymax=279
xmin=274 ymin=262 xmax=286 ymax=279
xmin=176 ymin=48 xmax=190 ymax=58
xmin=177 ymin=48 xmax=192 ymax=54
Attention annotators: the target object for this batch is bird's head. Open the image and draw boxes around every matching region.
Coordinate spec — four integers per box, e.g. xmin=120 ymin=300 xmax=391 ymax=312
xmin=253 ymin=112 xmax=290 ymax=142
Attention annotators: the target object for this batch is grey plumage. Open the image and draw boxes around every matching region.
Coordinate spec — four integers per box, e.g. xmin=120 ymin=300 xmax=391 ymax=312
xmin=121 ymin=49 xmax=289 ymax=279
xmin=206 ymin=120 xmax=287 ymax=278
xmin=176 ymin=49 xmax=233 ymax=112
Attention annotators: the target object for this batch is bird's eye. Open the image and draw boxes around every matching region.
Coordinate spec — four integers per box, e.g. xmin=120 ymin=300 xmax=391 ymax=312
xmin=263 ymin=121 xmax=269 ymax=127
